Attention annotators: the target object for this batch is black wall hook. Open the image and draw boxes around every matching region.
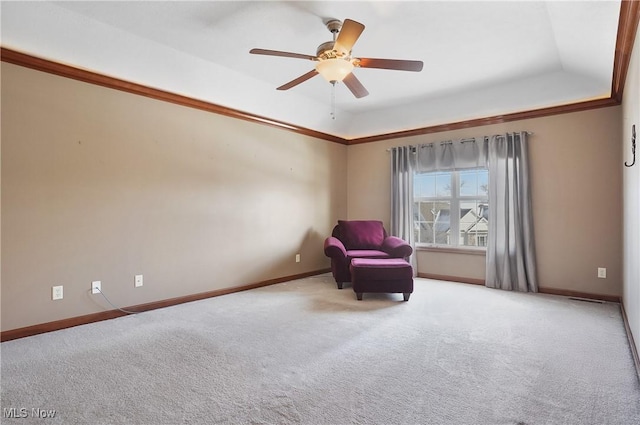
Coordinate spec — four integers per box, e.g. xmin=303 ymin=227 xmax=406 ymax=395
xmin=625 ymin=124 xmax=636 ymax=167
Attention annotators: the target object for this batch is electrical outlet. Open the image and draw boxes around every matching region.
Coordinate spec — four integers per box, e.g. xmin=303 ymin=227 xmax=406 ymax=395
xmin=295 ymin=254 xmax=301 ymax=263
xmin=91 ymin=281 xmax=101 ymax=294
xmin=134 ymin=274 xmax=143 ymax=287
xmin=597 ymin=268 xmax=607 ymax=279
xmin=52 ymin=285 xmax=63 ymax=300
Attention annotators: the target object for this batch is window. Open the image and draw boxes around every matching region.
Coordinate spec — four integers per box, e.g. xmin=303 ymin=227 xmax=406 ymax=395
xmin=414 ymin=168 xmax=489 ymax=248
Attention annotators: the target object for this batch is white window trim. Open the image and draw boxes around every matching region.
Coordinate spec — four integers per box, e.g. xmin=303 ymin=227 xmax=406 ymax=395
xmin=414 ymin=168 xmax=488 ymax=250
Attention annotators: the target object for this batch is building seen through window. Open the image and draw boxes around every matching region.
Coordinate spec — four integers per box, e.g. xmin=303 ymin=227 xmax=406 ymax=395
xmin=414 ymin=169 xmax=489 ymax=247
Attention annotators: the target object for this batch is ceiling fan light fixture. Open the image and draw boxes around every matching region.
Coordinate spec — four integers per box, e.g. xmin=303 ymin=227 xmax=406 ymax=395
xmin=315 ymin=58 xmax=354 ymax=82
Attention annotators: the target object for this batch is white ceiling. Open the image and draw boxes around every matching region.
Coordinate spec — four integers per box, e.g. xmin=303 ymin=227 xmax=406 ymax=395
xmin=1 ymin=1 xmax=622 ymax=139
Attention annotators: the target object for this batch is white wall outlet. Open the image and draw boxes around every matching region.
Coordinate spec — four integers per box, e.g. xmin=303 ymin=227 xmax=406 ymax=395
xmin=52 ymin=285 xmax=63 ymax=300
xmin=134 ymin=274 xmax=143 ymax=287
xmin=295 ymin=254 xmax=301 ymax=263
xmin=91 ymin=280 xmax=101 ymax=294
xmin=597 ymin=268 xmax=607 ymax=279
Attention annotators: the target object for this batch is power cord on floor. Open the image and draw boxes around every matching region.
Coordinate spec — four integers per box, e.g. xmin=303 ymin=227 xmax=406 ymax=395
xmin=92 ymin=287 xmax=139 ymax=315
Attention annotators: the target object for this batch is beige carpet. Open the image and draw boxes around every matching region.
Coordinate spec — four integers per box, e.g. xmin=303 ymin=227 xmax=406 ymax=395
xmin=2 ymin=274 xmax=639 ymax=424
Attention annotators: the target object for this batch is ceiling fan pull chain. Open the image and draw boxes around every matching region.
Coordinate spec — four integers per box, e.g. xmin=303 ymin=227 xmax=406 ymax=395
xmin=330 ymin=81 xmax=336 ymax=120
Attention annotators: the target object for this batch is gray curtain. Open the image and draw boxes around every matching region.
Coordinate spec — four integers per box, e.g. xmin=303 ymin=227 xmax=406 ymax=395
xmin=390 ymin=146 xmax=416 ymax=272
xmin=416 ymin=139 xmax=488 ymax=172
xmin=485 ymin=132 xmax=538 ymax=292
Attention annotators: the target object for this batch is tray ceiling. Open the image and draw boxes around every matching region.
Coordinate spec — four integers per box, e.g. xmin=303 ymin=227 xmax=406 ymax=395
xmin=0 ymin=1 xmax=624 ymax=140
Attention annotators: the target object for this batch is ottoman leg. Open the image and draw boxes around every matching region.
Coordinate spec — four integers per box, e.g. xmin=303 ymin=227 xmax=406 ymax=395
xmin=337 ymin=282 xmax=343 ymax=289
xmin=356 ymin=292 xmax=363 ymax=300
xmin=403 ymin=293 xmax=411 ymax=301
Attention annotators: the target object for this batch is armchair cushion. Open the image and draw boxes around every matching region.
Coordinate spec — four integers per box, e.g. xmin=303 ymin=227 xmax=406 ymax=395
xmin=338 ymin=220 xmax=385 ymax=250
xmin=346 ymin=249 xmax=390 ymax=259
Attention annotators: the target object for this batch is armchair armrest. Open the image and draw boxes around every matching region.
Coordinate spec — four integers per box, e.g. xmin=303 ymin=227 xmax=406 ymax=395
xmin=381 ymin=236 xmax=413 ymax=258
xmin=324 ymin=236 xmax=348 ymax=259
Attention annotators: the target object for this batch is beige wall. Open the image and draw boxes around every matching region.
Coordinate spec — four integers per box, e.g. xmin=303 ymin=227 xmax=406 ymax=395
xmin=0 ymin=57 xmax=629 ymax=333
xmin=1 ymin=63 xmax=347 ymax=331
xmin=347 ymin=106 xmax=623 ymax=297
xmin=622 ymin=22 xmax=640 ymax=359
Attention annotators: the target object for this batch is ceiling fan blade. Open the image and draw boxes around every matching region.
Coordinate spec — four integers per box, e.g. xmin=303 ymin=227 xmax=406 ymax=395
xmin=342 ymin=73 xmax=369 ymax=98
xmin=333 ymin=19 xmax=365 ymax=56
xmin=277 ymin=70 xmax=319 ymax=90
xmin=356 ymin=57 xmax=424 ymax=72
xmin=250 ymin=48 xmax=316 ymax=61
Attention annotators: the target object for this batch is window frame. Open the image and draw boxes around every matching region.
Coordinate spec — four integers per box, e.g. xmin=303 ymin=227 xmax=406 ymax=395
xmin=414 ymin=168 xmax=489 ymax=250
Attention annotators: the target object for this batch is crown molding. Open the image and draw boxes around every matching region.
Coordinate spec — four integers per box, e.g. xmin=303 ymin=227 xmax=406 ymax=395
xmin=346 ymin=98 xmax=618 ymax=145
xmin=0 ymin=47 xmax=348 ymax=145
xmin=612 ymin=0 xmax=640 ymax=103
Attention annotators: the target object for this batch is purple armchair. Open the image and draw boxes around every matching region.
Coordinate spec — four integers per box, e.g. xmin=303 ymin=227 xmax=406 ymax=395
xmin=324 ymin=220 xmax=413 ymax=289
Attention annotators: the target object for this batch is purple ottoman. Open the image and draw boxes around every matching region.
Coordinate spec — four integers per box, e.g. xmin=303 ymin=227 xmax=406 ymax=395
xmin=350 ymin=258 xmax=413 ymax=301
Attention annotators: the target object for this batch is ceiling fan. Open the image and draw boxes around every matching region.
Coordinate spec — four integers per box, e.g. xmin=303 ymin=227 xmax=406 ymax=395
xmin=250 ymin=18 xmax=423 ymax=98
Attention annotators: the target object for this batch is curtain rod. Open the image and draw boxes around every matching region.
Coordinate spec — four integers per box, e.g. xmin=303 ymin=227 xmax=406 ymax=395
xmin=386 ymin=131 xmax=534 ymax=152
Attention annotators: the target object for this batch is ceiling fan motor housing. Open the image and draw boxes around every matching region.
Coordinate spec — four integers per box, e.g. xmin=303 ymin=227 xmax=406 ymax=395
xmin=317 ymin=41 xmax=340 ymax=59
xmin=317 ymin=20 xmax=346 ymax=59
